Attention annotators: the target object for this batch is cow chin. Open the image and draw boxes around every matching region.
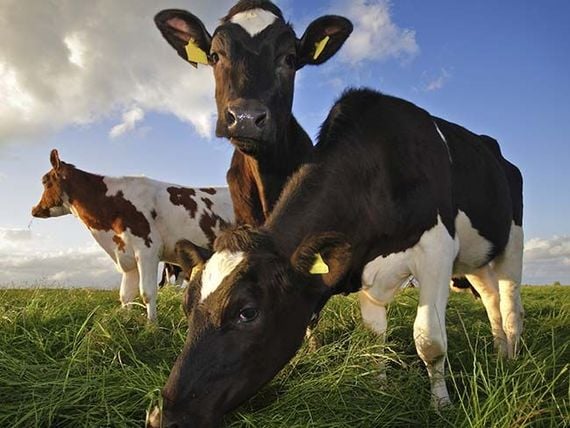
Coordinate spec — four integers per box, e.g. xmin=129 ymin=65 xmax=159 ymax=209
xmin=230 ymin=137 xmax=266 ymax=157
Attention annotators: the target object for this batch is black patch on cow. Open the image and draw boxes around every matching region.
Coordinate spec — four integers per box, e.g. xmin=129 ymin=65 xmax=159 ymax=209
xmin=151 ymin=209 xmax=158 ymax=220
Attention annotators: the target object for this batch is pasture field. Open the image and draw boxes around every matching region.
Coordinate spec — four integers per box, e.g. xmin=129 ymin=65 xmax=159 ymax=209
xmin=0 ymin=286 xmax=567 ymax=427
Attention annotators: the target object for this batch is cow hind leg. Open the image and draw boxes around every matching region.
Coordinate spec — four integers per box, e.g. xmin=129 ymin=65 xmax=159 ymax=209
xmin=120 ymin=269 xmax=139 ymax=309
xmin=494 ymin=224 xmax=524 ymax=358
xmin=465 ymin=266 xmax=508 ymax=356
xmin=137 ymin=255 xmax=159 ymax=323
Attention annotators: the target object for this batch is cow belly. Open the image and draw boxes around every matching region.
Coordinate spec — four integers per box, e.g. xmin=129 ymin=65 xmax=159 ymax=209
xmin=362 ymin=215 xmax=457 ymax=304
xmin=453 ymin=210 xmax=493 ymax=276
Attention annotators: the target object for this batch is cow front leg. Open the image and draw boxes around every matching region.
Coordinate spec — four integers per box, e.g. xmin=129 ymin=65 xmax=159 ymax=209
xmin=412 ymin=223 xmax=455 ymax=408
xmin=137 ymin=254 xmax=159 ymax=322
xmin=359 ymin=290 xmax=388 ymax=381
xmin=120 ymin=268 xmax=139 ymax=309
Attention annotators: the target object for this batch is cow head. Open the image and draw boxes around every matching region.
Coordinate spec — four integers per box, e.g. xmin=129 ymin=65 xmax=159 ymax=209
xmin=155 ymin=0 xmax=352 ymax=158
xmin=146 ymin=227 xmax=350 ymax=428
xmin=31 ymin=149 xmax=72 ymax=218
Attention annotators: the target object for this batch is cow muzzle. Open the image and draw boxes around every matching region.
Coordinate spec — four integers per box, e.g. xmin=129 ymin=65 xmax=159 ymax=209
xmin=31 ymin=205 xmax=50 ymax=218
xmin=223 ymin=99 xmax=271 ymax=149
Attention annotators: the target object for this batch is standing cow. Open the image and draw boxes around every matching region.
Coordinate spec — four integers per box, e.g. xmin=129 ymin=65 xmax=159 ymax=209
xmin=31 ymin=150 xmax=233 ymax=321
xmin=154 ymin=0 xmax=352 ymax=225
xmin=146 ymin=89 xmax=524 ymax=427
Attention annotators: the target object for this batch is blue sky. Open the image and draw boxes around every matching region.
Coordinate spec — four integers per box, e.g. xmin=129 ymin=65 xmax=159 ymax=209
xmin=0 ymin=0 xmax=568 ymax=286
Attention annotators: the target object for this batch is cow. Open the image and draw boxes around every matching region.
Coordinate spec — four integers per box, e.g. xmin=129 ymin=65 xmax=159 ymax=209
xmin=146 ymin=89 xmax=524 ymax=427
xmin=31 ymin=149 xmax=233 ymax=321
xmin=154 ymin=0 xmax=353 ymax=226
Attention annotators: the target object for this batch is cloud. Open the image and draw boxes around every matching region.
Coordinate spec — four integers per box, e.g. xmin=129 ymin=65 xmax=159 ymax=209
xmin=424 ymin=68 xmax=451 ymax=92
xmin=0 ymin=227 xmax=118 ymax=288
xmin=523 ymin=235 xmax=570 ymax=284
xmin=109 ymin=106 xmax=145 ymax=139
xmin=0 ymin=0 xmax=235 ymax=143
xmin=332 ymin=0 xmax=419 ymax=65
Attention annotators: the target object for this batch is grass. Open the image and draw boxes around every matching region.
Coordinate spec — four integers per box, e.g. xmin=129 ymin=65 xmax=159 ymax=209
xmin=0 ymin=286 xmax=567 ymax=427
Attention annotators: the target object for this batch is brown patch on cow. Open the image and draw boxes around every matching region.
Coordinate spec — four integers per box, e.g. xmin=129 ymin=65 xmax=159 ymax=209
xmin=113 ymin=235 xmax=127 ymax=252
xmin=151 ymin=209 xmax=158 ymax=220
xmin=201 ymin=197 xmax=214 ymax=210
xmin=168 ymin=187 xmax=198 ymax=218
xmin=199 ymin=187 xmax=217 ymax=195
xmin=199 ymin=211 xmax=229 ymax=246
xmin=56 ymin=165 xmax=153 ymax=247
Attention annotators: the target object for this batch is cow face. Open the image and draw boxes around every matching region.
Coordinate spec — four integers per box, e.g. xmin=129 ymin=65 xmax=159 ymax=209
xmin=31 ymin=149 xmax=72 ymax=218
xmin=155 ymin=1 xmax=352 ymax=158
xmin=146 ymin=230 xmax=350 ymax=428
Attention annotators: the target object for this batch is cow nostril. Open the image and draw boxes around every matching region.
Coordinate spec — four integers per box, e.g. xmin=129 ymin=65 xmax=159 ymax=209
xmin=255 ymin=112 xmax=267 ymax=129
xmin=226 ymin=109 xmax=237 ymax=127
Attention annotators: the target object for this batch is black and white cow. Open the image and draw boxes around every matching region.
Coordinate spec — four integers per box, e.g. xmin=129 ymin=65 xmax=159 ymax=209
xmin=146 ymin=89 xmax=524 ymax=427
xmin=155 ymin=0 xmax=352 ymax=225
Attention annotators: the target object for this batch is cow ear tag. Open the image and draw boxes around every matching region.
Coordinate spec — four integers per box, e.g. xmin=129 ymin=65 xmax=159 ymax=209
xmin=313 ymin=35 xmax=330 ymax=60
xmin=310 ymin=253 xmax=329 ymax=275
xmin=185 ymin=39 xmax=209 ymax=66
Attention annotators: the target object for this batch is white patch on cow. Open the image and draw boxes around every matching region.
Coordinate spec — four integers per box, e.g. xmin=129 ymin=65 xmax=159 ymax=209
xmin=201 ymin=251 xmax=245 ymax=301
xmin=434 ymin=121 xmax=452 ymax=162
xmin=230 ymin=9 xmax=278 ymax=37
xmin=49 ymin=205 xmax=71 ymax=217
xmin=453 ymin=210 xmax=493 ymax=275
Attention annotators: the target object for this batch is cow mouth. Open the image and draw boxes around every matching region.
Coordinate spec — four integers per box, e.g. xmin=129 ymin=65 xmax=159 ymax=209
xmin=230 ymin=137 xmax=264 ymax=156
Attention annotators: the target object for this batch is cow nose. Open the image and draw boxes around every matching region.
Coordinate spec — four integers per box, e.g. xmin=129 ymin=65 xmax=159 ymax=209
xmin=225 ymin=100 xmax=270 ymax=138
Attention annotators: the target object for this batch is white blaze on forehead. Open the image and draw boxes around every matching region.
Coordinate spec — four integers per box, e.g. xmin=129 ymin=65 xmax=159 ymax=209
xmin=230 ymin=9 xmax=278 ymax=37
xmin=201 ymin=250 xmax=245 ymax=301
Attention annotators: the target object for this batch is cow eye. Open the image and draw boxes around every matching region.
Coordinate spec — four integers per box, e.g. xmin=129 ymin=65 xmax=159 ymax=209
xmin=238 ymin=307 xmax=258 ymax=323
xmin=210 ymin=52 xmax=220 ymax=65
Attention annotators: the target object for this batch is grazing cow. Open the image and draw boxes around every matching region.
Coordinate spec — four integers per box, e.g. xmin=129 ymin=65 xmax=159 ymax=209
xmin=154 ymin=0 xmax=352 ymax=225
xmin=146 ymin=89 xmax=524 ymax=427
xmin=31 ymin=150 xmax=233 ymax=321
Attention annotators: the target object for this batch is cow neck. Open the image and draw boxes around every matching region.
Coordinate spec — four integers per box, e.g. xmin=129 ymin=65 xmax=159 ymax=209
xmin=62 ymin=167 xmax=109 ymax=224
xmin=245 ymin=115 xmax=313 ymax=219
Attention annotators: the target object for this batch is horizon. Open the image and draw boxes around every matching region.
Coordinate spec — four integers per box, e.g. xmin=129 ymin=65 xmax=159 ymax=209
xmin=1 ymin=0 xmax=569 ymax=287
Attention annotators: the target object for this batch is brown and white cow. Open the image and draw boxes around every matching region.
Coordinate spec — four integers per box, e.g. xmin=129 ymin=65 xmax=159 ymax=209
xmin=155 ymin=0 xmax=352 ymax=226
xmin=31 ymin=149 xmax=233 ymax=321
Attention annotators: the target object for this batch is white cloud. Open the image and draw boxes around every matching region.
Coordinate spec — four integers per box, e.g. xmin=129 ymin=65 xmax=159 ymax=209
xmin=333 ymin=0 xmax=419 ymax=65
xmin=523 ymin=235 xmax=570 ymax=284
xmin=109 ymin=106 xmax=145 ymax=139
xmin=0 ymin=227 xmax=118 ymax=289
xmin=424 ymin=68 xmax=451 ymax=92
xmin=0 ymin=0 xmax=235 ymax=143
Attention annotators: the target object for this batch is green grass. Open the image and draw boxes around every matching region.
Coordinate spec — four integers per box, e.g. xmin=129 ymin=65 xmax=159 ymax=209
xmin=0 ymin=287 xmax=567 ymax=427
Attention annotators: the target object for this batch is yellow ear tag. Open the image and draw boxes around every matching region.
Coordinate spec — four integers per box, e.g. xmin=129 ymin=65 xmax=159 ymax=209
xmin=313 ymin=35 xmax=330 ymax=60
xmin=310 ymin=253 xmax=329 ymax=275
xmin=185 ymin=39 xmax=209 ymax=65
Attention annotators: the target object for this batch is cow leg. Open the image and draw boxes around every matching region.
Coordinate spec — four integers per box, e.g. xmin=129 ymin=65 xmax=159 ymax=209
xmin=494 ymin=224 xmax=524 ymax=358
xmin=465 ymin=266 xmax=508 ymax=356
xmin=412 ymin=223 xmax=456 ymax=408
xmin=120 ymin=268 xmax=139 ymax=309
xmin=359 ymin=290 xmax=388 ymax=381
xmin=137 ymin=254 xmax=159 ymax=322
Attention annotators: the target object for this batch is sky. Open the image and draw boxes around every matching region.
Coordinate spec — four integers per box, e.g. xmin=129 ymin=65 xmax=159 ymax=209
xmin=0 ymin=0 xmax=569 ymax=288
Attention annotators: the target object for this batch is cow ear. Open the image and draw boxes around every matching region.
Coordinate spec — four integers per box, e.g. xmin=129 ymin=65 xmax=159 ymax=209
xmin=296 ymin=16 xmax=353 ymax=69
xmin=175 ymin=239 xmax=213 ymax=275
xmin=50 ymin=149 xmax=61 ymax=171
xmin=290 ymin=232 xmax=351 ymax=287
xmin=154 ymin=9 xmax=212 ymax=68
